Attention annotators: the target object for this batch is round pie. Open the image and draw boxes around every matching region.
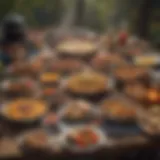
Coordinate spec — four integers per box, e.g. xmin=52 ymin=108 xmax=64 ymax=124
xmin=56 ymin=40 xmax=97 ymax=57
xmin=124 ymin=83 xmax=147 ymax=101
xmin=9 ymin=61 xmax=42 ymax=76
xmin=66 ymin=71 xmax=108 ymax=95
xmin=2 ymin=99 xmax=47 ymax=121
xmin=114 ymin=66 xmax=148 ymax=81
xmin=101 ymin=98 xmax=136 ymax=121
xmin=22 ymin=130 xmax=49 ymax=149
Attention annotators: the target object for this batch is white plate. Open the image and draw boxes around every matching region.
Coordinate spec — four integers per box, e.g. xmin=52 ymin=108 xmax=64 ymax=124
xmin=63 ymin=125 xmax=108 ymax=153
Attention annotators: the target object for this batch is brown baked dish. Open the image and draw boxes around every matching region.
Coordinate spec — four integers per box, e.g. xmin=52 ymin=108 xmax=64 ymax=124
xmin=101 ymin=97 xmax=136 ymax=121
xmin=124 ymin=82 xmax=147 ymax=101
xmin=22 ymin=130 xmax=49 ymax=150
xmin=9 ymin=61 xmax=43 ymax=77
xmin=66 ymin=71 xmax=108 ymax=96
xmin=91 ymin=54 xmax=127 ymax=71
xmin=125 ymin=84 xmax=160 ymax=104
xmin=114 ymin=65 xmax=148 ymax=81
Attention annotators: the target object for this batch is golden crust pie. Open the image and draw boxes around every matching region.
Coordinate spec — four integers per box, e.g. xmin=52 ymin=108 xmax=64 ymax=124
xmin=4 ymin=99 xmax=47 ymax=121
xmin=67 ymin=72 xmax=107 ymax=94
xmin=57 ymin=40 xmax=96 ymax=56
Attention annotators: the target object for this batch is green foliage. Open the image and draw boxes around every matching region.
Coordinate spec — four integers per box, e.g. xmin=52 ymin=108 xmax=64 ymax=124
xmin=84 ymin=0 xmax=115 ymax=31
xmin=0 ymin=0 xmax=115 ymax=30
xmin=13 ymin=0 xmax=64 ymax=27
xmin=0 ymin=0 xmax=16 ymax=20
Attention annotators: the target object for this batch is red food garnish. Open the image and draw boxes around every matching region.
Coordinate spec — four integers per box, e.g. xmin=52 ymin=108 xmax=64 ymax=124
xmin=118 ymin=31 xmax=128 ymax=46
xmin=75 ymin=135 xmax=85 ymax=147
xmin=72 ymin=128 xmax=99 ymax=147
xmin=90 ymin=132 xmax=98 ymax=144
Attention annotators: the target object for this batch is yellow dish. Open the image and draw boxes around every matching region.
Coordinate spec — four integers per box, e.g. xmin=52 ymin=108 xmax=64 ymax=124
xmin=40 ymin=73 xmax=60 ymax=84
xmin=134 ymin=56 xmax=158 ymax=66
xmin=2 ymin=99 xmax=47 ymax=121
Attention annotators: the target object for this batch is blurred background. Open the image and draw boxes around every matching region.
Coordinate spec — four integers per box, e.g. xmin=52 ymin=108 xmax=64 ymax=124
xmin=0 ymin=0 xmax=159 ymax=47
xmin=0 ymin=1 xmax=160 ymax=160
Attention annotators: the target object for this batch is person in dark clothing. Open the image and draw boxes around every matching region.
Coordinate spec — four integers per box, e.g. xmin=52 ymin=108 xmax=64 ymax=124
xmin=0 ymin=13 xmax=27 ymax=67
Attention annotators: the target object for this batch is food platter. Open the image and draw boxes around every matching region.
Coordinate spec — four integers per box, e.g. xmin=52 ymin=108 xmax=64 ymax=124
xmin=63 ymin=126 xmax=107 ymax=153
xmin=0 ymin=78 xmax=40 ymax=98
xmin=64 ymin=70 xmax=114 ymax=101
xmin=100 ymin=95 xmax=139 ymax=124
xmin=123 ymin=82 xmax=147 ymax=102
xmin=59 ymin=100 xmax=99 ymax=125
xmin=137 ymin=105 xmax=160 ymax=137
xmin=91 ymin=53 xmax=128 ymax=72
xmin=113 ymin=65 xmax=149 ymax=82
xmin=113 ymin=65 xmax=150 ymax=90
xmin=5 ymin=61 xmax=43 ymax=78
xmin=18 ymin=129 xmax=51 ymax=151
xmin=56 ymin=39 xmax=97 ymax=59
xmin=0 ymin=99 xmax=48 ymax=124
xmin=0 ymin=28 xmax=160 ymax=159
xmin=133 ymin=54 xmax=160 ymax=67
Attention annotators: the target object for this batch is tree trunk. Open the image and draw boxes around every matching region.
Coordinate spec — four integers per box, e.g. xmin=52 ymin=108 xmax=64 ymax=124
xmin=74 ymin=0 xmax=85 ymax=26
xmin=136 ymin=0 xmax=153 ymax=39
xmin=60 ymin=0 xmax=75 ymax=28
